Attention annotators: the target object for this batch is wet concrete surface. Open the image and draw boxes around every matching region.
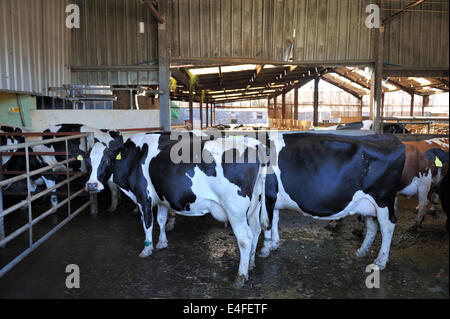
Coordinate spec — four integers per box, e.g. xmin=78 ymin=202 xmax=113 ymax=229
xmin=0 ymin=193 xmax=448 ymax=299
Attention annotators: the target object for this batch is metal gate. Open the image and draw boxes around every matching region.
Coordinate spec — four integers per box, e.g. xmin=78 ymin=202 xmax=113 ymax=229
xmin=0 ymin=131 xmax=97 ymax=278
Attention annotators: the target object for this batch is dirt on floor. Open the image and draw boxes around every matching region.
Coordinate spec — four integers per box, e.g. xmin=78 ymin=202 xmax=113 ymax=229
xmin=0 ymin=192 xmax=448 ymax=299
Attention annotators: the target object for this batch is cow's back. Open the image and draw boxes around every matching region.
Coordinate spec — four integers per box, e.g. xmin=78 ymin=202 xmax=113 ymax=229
xmin=276 ymin=133 xmax=405 ymax=217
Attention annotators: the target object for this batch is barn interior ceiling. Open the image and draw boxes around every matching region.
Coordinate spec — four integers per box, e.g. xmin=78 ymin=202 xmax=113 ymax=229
xmin=169 ymin=63 xmax=449 ymax=104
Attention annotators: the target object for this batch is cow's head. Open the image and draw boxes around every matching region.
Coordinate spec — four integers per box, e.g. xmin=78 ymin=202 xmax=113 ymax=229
xmin=426 ymin=148 xmax=449 ymax=184
xmin=85 ymin=135 xmax=124 ymax=193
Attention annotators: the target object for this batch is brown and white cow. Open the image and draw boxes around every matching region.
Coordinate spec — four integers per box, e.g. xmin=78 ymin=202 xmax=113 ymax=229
xmin=329 ymin=138 xmax=449 ymax=233
xmin=398 ymin=138 xmax=449 ymax=228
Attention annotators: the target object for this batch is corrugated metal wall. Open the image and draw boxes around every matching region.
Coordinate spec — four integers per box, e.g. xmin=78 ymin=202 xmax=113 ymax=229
xmin=169 ymin=0 xmax=375 ymax=64
xmin=384 ymin=0 xmax=449 ymax=68
xmin=0 ymin=0 xmax=70 ymax=96
xmin=71 ymin=0 xmax=159 ymax=86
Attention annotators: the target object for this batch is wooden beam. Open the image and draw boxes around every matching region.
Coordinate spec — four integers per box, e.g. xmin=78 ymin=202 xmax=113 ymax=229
xmin=386 ymin=78 xmax=415 ymax=95
xmin=171 ymin=68 xmax=192 ymax=89
xmin=410 ymin=93 xmax=415 ymax=116
xmin=422 ymin=95 xmax=430 ymax=116
xmin=333 ymin=69 xmax=371 ymax=90
xmin=141 ymin=0 xmax=165 ymax=24
xmin=321 ymin=77 xmax=362 ymax=100
xmin=281 ymin=92 xmax=286 ymax=128
xmin=439 ymin=78 xmax=449 ymax=88
xmin=383 ymin=0 xmax=426 ymax=25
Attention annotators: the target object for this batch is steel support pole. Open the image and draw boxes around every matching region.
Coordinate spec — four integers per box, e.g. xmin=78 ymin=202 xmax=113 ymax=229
xmin=158 ymin=1 xmax=170 ymax=131
xmin=313 ymin=77 xmax=319 ymax=127
xmin=374 ymin=1 xmax=384 ymax=134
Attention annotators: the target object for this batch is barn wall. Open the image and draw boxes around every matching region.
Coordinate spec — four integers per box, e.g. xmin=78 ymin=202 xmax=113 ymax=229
xmin=30 ymin=109 xmax=160 ymax=131
xmin=169 ymin=0 xmax=375 ymax=65
xmin=71 ymin=0 xmax=159 ymax=86
xmin=0 ymin=0 xmax=71 ymax=96
xmin=384 ymin=0 xmax=449 ymax=69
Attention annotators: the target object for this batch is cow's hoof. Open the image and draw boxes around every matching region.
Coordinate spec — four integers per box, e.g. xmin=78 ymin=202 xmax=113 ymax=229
xmin=408 ymin=224 xmax=420 ymax=232
xmin=271 ymin=241 xmax=280 ymax=251
xmin=258 ymin=248 xmax=270 ymax=258
xmin=248 ymin=260 xmax=256 ymax=271
xmin=356 ymin=248 xmax=367 ymax=258
xmin=352 ymin=227 xmax=364 ymax=237
xmin=156 ymin=241 xmax=168 ymax=250
xmin=165 ymin=223 xmax=175 ymax=232
xmin=373 ymin=260 xmax=386 ymax=271
xmin=232 ymin=275 xmax=247 ymax=289
xmin=139 ymin=248 xmax=153 ymax=258
xmin=325 ymin=220 xmax=341 ymax=231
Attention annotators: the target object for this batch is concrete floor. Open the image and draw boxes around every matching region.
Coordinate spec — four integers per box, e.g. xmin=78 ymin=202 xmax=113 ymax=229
xmin=0 ymin=193 xmax=448 ymax=299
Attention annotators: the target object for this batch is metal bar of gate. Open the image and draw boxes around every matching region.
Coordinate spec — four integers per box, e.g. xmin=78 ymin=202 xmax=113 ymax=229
xmin=0 ymin=158 xmax=76 ymax=187
xmin=0 ymin=132 xmax=96 ymax=278
xmin=0 ymin=199 xmax=91 ymax=278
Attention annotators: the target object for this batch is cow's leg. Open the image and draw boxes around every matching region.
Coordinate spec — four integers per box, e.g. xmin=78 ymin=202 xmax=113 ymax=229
xmin=259 ymin=229 xmax=273 ymax=258
xmin=374 ymin=206 xmax=396 ymax=270
xmin=413 ymin=176 xmax=432 ymax=228
xmin=227 ymin=210 xmax=254 ymax=288
xmin=165 ymin=210 xmax=176 ymax=231
xmin=155 ymin=205 xmax=169 ymax=250
xmin=138 ymin=202 xmax=154 ymax=258
xmin=271 ymin=209 xmax=280 ymax=250
xmin=247 ymin=206 xmax=261 ymax=271
xmin=41 ymin=176 xmax=58 ymax=207
xmin=258 ymin=209 xmax=280 ymax=258
xmin=352 ymin=215 xmax=366 ymax=237
xmin=107 ymin=181 xmax=120 ymax=212
xmin=356 ymin=216 xmax=378 ymax=258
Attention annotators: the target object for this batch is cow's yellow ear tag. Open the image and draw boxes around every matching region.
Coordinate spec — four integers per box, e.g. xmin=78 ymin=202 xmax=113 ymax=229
xmin=435 ymin=156 xmax=443 ymax=168
xmin=77 ymin=155 xmax=84 ymax=161
xmin=116 ymin=152 xmax=122 ymax=160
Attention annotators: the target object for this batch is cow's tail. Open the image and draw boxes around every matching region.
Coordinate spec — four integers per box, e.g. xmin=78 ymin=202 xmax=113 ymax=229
xmin=258 ymin=144 xmax=269 ymax=231
xmin=259 ymin=169 xmax=269 ymax=231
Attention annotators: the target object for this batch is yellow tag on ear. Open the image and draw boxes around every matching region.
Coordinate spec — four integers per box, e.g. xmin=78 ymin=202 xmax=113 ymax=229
xmin=435 ymin=157 xmax=443 ymax=168
xmin=77 ymin=155 xmax=84 ymax=161
xmin=116 ymin=152 xmax=122 ymax=160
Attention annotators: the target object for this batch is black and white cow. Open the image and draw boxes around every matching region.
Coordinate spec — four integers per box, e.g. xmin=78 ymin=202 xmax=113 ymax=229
xmin=438 ymin=172 xmax=449 ymax=234
xmin=1 ymin=125 xmax=58 ymax=207
xmin=34 ymin=124 xmax=126 ymax=212
xmin=1 ymin=125 xmax=27 ymax=165
xmin=259 ymin=132 xmax=406 ymax=270
xmin=312 ymin=120 xmax=410 ymax=134
xmin=85 ymin=132 xmax=269 ymax=286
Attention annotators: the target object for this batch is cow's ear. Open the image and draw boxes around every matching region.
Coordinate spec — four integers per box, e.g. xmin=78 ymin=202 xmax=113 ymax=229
xmin=108 ymin=135 xmax=124 ymax=152
xmin=426 ymin=148 xmax=449 ymax=165
xmin=70 ymin=147 xmax=87 ymax=161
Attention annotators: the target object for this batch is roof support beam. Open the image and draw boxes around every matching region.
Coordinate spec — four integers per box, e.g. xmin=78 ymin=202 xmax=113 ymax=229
xmin=383 ymin=0 xmax=426 ymax=25
xmin=385 ymin=79 xmax=416 ymax=95
xmin=141 ymin=0 xmax=165 ymax=24
xmin=332 ymin=69 xmax=371 ymax=90
xmin=321 ymin=77 xmax=362 ymax=100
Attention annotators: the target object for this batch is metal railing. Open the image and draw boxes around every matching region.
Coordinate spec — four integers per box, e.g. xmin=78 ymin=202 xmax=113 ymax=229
xmin=380 ymin=116 xmax=449 ymax=136
xmin=0 ymin=132 xmax=97 ymax=278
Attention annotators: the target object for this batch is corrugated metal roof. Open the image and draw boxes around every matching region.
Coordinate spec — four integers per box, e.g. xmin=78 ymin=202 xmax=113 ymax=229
xmin=0 ymin=0 xmax=70 ymax=96
xmin=70 ymin=0 xmax=159 ymax=86
xmin=169 ymin=0 xmax=375 ymax=65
